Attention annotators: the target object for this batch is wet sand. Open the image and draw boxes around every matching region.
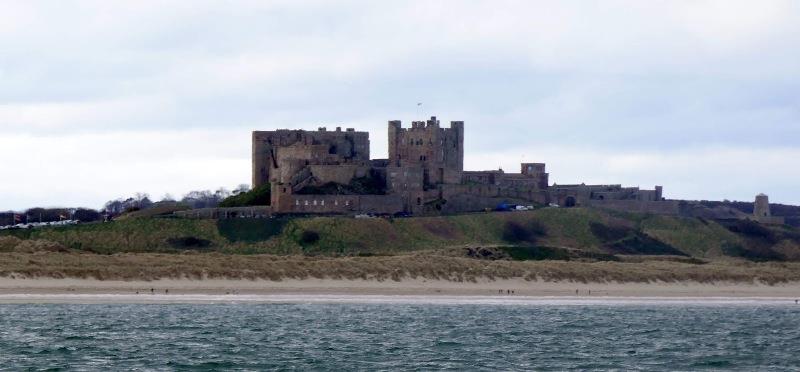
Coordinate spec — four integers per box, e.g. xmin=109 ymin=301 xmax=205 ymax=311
xmin=1 ymin=277 xmax=799 ymax=303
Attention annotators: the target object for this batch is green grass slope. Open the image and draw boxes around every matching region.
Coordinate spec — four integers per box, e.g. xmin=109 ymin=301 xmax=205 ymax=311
xmin=3 ymin=208 xmax=800 ymax=261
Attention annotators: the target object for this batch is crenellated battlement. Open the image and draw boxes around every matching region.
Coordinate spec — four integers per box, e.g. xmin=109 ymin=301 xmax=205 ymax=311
xmin=251 ymin=115 xmax=668 ymax=216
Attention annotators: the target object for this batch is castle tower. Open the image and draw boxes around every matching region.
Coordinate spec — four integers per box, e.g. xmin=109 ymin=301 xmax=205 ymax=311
xmin=754 ymin=193 xmax=771 ymax=217
xmin=386 ymin=116 xmax=464 ymax=185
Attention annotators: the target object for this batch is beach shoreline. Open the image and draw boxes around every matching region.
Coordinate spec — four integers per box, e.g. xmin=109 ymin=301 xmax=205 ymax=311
xmin=1 ymin=277 xmax=800 ymax=303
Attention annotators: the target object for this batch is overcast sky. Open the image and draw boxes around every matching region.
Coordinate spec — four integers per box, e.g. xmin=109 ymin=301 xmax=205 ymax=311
xmin=1 ymin=0 xmax=799 ymax=210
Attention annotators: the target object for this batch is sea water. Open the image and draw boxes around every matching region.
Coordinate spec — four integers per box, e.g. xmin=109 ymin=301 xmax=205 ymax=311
xmin=1 ymin=298 xmax=799 ymax=370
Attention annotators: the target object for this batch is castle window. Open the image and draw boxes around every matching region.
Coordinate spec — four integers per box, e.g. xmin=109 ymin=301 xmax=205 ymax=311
xmin=296 ymin=200 xmax=300 ymax=206
xmin=313 ymin=200 xmax=317 ymax=206
xmin=304 ymin=200 xmax=309 ymax=206
xmin=335 ymin=200 xmax=339 ymax=206
xmin=345 ymin=200 xmax=350 ymax=206
xmin=321 ymin=200 xmax=325 ymax=206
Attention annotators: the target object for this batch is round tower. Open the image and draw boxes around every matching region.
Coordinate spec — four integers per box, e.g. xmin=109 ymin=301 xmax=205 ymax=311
xmin=754 ymin=193 xmax=771 ymax=217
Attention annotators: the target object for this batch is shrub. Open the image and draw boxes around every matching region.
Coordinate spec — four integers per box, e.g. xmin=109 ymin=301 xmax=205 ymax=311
xmin=297 ymin=230 xmax=320 ymax=246
xmin=606 ymin=235 xmax=687 ymax=256
xmin=721 ymin=241 xmax=784 ymax=261
xmin=726 ymin=220 xmax=777 ymax=243
xmin=589 ymin=222 xmax=631 ymax=242
xmin=217 ymin=218 xmax=288 ymax=243
xmin=501 ymin=246 xmax=570 ymax=261
xmin=218 ymin=185 xmax=271 ymax=207
xmin=502 ymin=220 xmax=547 ymax=244
xmin=166 ymin=237 xmax=212 ymax=250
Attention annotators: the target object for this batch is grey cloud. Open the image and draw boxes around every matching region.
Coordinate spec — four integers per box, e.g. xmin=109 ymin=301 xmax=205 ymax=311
xmin=1 ymin=1 xmax=799 ymax=208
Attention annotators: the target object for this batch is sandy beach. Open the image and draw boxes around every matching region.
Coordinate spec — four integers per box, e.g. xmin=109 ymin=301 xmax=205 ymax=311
xmin=1 ymin=277 xmax=800 ymax=304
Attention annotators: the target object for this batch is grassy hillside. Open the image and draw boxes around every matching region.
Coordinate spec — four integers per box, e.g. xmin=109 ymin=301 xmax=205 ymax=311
xmin=2 ymin=208 xmax=800 ymax=261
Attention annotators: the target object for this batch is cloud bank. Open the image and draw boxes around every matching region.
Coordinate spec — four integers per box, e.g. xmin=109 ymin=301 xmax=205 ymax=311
xmin=1 ymin=0 xmax=798 ymax=209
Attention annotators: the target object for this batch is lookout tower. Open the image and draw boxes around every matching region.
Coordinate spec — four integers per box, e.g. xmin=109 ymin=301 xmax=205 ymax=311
xmin=754 ymin=193 xmax=771 ymax=217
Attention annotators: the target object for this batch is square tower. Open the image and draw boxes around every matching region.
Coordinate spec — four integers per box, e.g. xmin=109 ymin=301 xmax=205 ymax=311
xmin=387 ymin=116 xmax=464 ymax=186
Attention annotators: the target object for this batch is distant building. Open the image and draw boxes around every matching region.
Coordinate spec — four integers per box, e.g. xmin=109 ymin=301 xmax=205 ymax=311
xmin=752 ymin=194 xmax=785 ymax=225
xmin=251 ymin=116 xmax=664 ymax=216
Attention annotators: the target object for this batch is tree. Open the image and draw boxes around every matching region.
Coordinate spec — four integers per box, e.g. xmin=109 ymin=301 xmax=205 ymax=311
xmin=233 ymin=184 xmax=250 ymax=195
xmin=73 ymin=208 xmax=102 ymax=222
xmin=181 ymin=190 xmax=220 ymax=209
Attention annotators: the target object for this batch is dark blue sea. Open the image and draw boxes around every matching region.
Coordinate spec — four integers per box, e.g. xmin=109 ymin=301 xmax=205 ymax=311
xmin=1 ymin=299 xmax=799 ymax=370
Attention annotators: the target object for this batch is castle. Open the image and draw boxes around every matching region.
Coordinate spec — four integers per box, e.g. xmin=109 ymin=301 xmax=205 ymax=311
xmin=252 ymin=116 xmax=665 ymax=216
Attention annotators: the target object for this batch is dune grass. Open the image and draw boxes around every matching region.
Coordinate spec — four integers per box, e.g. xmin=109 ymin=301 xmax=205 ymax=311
xmin=1 ymin=251 xmax=799 ymax=284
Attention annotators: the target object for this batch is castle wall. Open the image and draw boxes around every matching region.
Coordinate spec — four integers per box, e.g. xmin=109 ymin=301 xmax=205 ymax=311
xmin=175 ymin=206 xmax=272 ymax=219
xmin=587 ymin=199 xmax=681 ymax=215
xmin=284 ymin=194 xmax=404 ymax=215
xmin=464 ymin=163 xmax=549 ymax=192
xmin=463 ymin=171 xmax=501 ymax=185
xmin=252 ymin=127 xmax=371 ymax=188
xmin=386 ymin=166 xmax=425 ymax=214
xmin=435 ymin=184 xmax=548 ymax=213
xmin=307 ymin=164 xmax=370 ymax=185
xmin=253 ymin=117 xmax=672 ymax=217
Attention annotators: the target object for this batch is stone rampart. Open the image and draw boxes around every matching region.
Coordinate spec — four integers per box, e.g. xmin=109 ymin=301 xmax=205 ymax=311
xmin=587 ymin=200 xmax=681 ymax=215
xmin=286 ymin=194 xmax=404 ymax=215
xmin=175 ymin=206 xmax=272 ymax=219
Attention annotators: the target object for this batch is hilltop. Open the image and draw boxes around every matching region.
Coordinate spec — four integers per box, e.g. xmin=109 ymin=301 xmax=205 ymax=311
xmin=2 ymin=207 xmax=800 ymax=284
xmin=3 ymin=207 xmax=800 ymax=258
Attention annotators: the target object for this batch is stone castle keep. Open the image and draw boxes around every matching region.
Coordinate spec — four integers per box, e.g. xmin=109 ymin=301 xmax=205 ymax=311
xmin=253 ymin=116 xmax=664 ymax=215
